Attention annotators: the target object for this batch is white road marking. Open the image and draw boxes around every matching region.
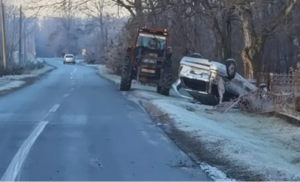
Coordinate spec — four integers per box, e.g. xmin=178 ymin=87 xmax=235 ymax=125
xmin=72 ymin=82 xmax=75 ymax=85
xmin=1 ymin=121 xmax=48 ymax=181
xmin=43 ymin=112 xmax=50 ymax=119
xmin=74 ymin=67 xmax=77 ymax=72
xmin=70 ymin=76 xmax=73 ymax=79
xmin=49 ymin=104 xmax=60 ymax=112
xmin=71 ymin=88 xmax=74 ymax=91
xmin=63 ymin=94 xmax=69 ymax=98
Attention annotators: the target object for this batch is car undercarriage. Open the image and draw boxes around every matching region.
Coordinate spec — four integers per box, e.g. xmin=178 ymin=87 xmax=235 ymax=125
xmin=172 ymin=54 xmax=258 ymax=106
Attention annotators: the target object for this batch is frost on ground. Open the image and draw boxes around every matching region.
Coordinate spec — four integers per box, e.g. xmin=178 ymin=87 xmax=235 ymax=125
xmin=146 ymin=99 xmax=300 ymax=181
xmin=0 ymin=64 xmax=54 ymax=92
xmin=93 ymin=64 xmax=300 ymax=181
xmin=89 ymin=64 xmax=191 ymax=98
xmin=88 ymin=64 xmax=121 ymax=84
xmin=0 ymin=80 xmax=25 ymax=92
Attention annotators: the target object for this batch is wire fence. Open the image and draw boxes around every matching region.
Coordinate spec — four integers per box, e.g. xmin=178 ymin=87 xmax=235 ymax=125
xmin=257 ymin=70 xmax=300 ymax=94
xmin=256 ymin=66 xmax=300 ymax=112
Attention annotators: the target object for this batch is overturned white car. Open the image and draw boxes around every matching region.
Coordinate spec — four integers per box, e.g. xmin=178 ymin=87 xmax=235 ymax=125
xmin=172 ymin=53 xmax=257 ymax=106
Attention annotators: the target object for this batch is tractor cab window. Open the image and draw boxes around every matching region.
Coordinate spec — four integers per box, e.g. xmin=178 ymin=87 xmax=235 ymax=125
xmin=148 ymin=38 xmax=160 ymax=49
xmin=136 ymin=33 xmax=166 ymax=50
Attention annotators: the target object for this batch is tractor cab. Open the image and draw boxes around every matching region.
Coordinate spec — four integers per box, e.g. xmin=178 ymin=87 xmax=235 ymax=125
xmin=131 ymin=28 xmax=171 ymax=65
xmin=120 ymin=27 xmax=173 ymax=96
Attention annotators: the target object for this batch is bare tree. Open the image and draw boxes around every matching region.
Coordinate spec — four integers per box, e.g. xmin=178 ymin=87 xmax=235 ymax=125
xmin=22 ymin=0 xmax=300 ymax=80
xmin=79 ymin=0 xmax=113 ymax=47
xmin=4 ymin=4 xmax=19 ymax=62
xmin=56 ymin=0 xmax=79 ymax=54
xmin=111 ymin=0 xmax=298 ymax=79
xmin=234 ymin=0 xmax=298 ymax=78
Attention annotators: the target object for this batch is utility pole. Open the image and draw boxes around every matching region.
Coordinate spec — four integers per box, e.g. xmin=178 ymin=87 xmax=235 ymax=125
xmin=19 ymin=5 xmax=22 ymax=63
xmin=24 ymin=21 xmax=27 ymax=62
xmin=0 ymin=0 xmax=6 ymax=69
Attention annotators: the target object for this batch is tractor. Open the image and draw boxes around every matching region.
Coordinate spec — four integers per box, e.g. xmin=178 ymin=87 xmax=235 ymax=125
xmin=119 ymin=27 xmax=173 ymax=96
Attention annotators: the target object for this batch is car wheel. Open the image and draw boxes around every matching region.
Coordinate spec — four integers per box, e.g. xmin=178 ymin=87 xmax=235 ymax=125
xmin=189 ymin=53 xmax=203 ymax=58
xmin=225 ymin=58 xmax=237 ymax=80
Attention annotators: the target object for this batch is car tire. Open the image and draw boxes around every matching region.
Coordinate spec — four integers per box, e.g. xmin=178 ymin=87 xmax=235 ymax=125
xmin=225 ymin=58 xmax=237 ymax=80
xmin=189 ymin=53 xmax=203 ymax=58
xmin=63 ymin=61 xmax=65 ymax=64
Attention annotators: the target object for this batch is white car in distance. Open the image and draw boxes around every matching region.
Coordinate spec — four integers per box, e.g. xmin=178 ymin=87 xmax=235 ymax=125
xmin=63 ymin=54 xmax=75 ymax=64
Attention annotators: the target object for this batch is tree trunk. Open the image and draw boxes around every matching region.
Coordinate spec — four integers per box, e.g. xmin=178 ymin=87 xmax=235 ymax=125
xmin=223 ymin=8 xmax=234 ymax=60
xmin=134 ymin=0 xmax=143 ymax=17
xmin=241 ymin=49 xmax=255 ymax=79
xmin=239 ymin=9 xmax=262 ymax=79
xmin=210 ymin=17 xmax=225 ymax=61
xmin=238 ymin=0 xmax=297 ymax=79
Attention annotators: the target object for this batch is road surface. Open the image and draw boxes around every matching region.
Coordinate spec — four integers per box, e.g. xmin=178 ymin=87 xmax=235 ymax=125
xmin=0 ymin=58 xmax=211 ymax=181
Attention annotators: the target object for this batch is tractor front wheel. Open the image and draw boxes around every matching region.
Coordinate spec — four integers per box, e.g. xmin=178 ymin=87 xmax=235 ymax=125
xmin=120 ymin=56 xmax=132 ymax=91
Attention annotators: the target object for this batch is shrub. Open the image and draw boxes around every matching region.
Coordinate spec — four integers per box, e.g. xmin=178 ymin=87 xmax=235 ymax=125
xmin=0 ymin=60 xmax=45 ymax=77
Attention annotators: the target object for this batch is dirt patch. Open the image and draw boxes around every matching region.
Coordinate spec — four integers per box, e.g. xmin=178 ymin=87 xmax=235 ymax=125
xmin=141 ymin=101 xmax=171 ymax=123
xmin=273 ymin=112 xmax=300 ymax=127
xmin=140 ymin=99 xmax=266 ymax=181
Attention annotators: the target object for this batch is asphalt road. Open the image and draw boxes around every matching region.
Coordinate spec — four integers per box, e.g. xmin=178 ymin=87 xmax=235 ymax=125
xmin=0 ymin=58 xmax=211 ymax=181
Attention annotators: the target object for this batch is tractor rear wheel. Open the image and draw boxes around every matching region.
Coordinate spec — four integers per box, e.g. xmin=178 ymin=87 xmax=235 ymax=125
xmin=120 ymin=56 xmax=132 ymax=91
xmin=157 ymin=66 xmax=172 ymax=96
xmin=156 ymin=86 xmax=161 ymax=93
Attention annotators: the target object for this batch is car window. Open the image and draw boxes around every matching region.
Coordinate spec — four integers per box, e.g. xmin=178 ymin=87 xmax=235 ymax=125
xmin=66 ymin=55 xmax=74 ymax=58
